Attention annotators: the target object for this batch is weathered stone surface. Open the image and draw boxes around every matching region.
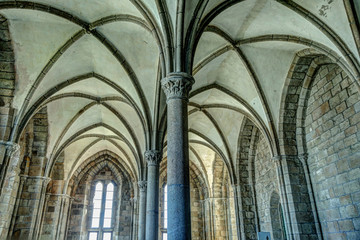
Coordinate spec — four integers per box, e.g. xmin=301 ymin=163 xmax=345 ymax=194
xmin=306 ymin=65 xmax=360 ymax=240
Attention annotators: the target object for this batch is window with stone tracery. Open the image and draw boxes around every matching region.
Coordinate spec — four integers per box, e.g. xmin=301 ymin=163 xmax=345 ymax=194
xmin=161 ymin=184 xmax=168 ymax=240
xmin=88 ymin=181 xmax=115 ymax=240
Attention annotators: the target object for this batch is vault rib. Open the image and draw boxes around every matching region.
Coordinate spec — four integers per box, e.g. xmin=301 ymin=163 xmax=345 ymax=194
xmin=16 ymin=73 xmax=147 ymax=143
xmin=46 ymin=101 xmax=143 ymax=177
xmin=48 ymin=122 xmax=140 ymax=178
xmin=0 ymin=2 xmax=158 ymax=147
xmin=67 ymin=137 xmax=136 ymax=183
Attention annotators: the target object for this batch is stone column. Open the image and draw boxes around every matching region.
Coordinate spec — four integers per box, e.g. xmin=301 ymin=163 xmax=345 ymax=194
xmin=145 ymin=150 xmax=161 ymax=240
xmin=138 ymin=180 xmax=147 ymax=240
xmin=161 ymin=72 xmax=194 ymax=240
xmin=56 ymin=194 xmax=73 ymax=239
xmin=56 ymin=194 xmax=73 ymax=240
xmin=32 ymin=176 xmax=51 ymax=240
xmin=63 ymin=197 xmax=74 ymax=240
xmin=129 ymin=197 xmax=137 ymax=240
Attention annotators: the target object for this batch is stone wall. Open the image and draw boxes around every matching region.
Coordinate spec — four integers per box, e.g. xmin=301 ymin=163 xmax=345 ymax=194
xmin=0 ymin=15 xmax=16 ymax=238
xmin=12 ymin=176 xmax=49 ymax=239
xmin=66 ymin=164 xmax=134 ymax=240
xmin=66 ymin=178 xmax=87 ymax=240
xmin=28 ymin=107 xmax=48 ymax=176
xmin=228 ymin=187 xmax=238 ymax=239
xmin=41 ymin=194 xmax=66 ymax=240
xmin=12 ymin=107 xmax=49 ymax=239
xmin=255 ymin=133 xmax=281 ymax=239
xmin=40 ymin=152 xmax=66 ymax=240
xmin=212 ymin=155 xmax=228 ymax=240
xmin=118 ymin=180 xmax=133 ymax=240
xmin=190 ymin=183 xmax=204 ymax=240
xmin=237 ymin=118 xmax=259 ymax=240
xmin=0 ymin=14 xmax=15 ymax=163
xmin=0 ymin=145 xmax=21 ymax=239
xmin=304 ymin=64 xmax=360 ymax=240
xmin=269 ymin=191 xmax=286 ymax=240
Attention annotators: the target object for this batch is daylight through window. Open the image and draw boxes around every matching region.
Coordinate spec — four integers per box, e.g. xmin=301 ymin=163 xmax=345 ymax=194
xmin=89 ymin=181 xmax=115 ymax=240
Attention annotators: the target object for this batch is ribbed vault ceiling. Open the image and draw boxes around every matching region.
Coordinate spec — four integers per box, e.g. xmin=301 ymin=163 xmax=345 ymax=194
xmin=2 ymin=0 xmax=359 ymax=184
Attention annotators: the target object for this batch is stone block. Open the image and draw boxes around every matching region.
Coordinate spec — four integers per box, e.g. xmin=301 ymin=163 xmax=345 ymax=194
xmin=311 ymin=102 xmax=330 ymax=121
xmin=346 ymin=231 xmax=360 ymax=240
xmin=350 ymin=112 xmax=360 ymax=126
xmin=344 ymin=134 xmax=357 ymax=147
xmin=338 ymin=219 xmax=354 ymax=231
xmin=339 ymin=205 xmax=359 ymax=218
xmin=353 ymin=217 xmax=360 ymax=231
xmin=326 ymin=221 xmax=339 ymax=232
xmin=354 ymin=101 xmax=360 ymax=113
xmin=328 ymin=232 xmax=346 ymax=240
xmin=0 ymin=79 xmax=14 ymax=89
xmin=331 ymin=84 xmax=341 ymax=96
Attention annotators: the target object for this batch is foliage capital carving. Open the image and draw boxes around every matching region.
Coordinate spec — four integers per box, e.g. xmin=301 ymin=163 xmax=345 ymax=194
xmin=145 ymin=150 xmax=161 ymax=166
xmin=161 ymin=72 xmax=195 ymax=102
xmin=138 ymin=180 xmax=147 ymax=191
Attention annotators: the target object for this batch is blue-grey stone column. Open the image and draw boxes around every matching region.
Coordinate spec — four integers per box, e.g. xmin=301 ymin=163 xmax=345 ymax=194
xmin=145 ymin=150 xmax=161 ymax=240
xmin=161 ymin=72 xmax=194 ymax=240
xmin=138 ymin=181 xmax=147 ymax=240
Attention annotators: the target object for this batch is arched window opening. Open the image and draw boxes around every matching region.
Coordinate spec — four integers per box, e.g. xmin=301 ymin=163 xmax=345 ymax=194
xmin=270 ymin=191 xmax=287 ymax=240
xmin=89 ymin=181 xmax=115 ymax=240
xmin=279 ymin=204 xmax=287 ymax=240
xmin=161 ymin=184 xmax=168 ymax=240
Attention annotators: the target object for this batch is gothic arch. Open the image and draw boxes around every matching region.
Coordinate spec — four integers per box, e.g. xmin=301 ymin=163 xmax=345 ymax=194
xmin=280 ymin=51 xmax=344 ymax=155
xmin=67 ymin=150 xmax=135 ymax=196
xmin=66 ymin=151 xmax=135 ymax=240
xmin=278 ymin=49 xmax=360 ymax=239
xmin=277 ymin=51 xmax=331 ymax=239
xmin=235 ymin=117 xmax=261 ymax=240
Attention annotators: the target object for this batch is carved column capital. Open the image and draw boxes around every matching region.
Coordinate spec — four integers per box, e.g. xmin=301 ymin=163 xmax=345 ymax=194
xmin=161 ymin=72 xmax=195 ymax=102
xmin=138 ymin=180 xmax=147 ymax=192
xmin=145 ymin=150 xmax=161 ymax=166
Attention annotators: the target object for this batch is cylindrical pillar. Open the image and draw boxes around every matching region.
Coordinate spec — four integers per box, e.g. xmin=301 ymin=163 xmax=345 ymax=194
xmin=161 ymin=72 xmax=194 ymax=240
xmin=138 ymin=180 xmax=147 ymax=240
xmin=145 ymin=150 xmax=161 ymax=240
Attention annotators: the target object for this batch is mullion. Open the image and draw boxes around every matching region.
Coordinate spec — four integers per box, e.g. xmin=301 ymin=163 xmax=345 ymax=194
xmin=99 ymin=182 xmax=107 ymax=239
xmin=104 ymin=183 xmax=114 ymax=228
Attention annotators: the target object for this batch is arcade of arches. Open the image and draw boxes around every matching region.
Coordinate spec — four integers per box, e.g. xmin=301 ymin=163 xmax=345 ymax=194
xmin=0 ymin=0 xmax=359 ymax=240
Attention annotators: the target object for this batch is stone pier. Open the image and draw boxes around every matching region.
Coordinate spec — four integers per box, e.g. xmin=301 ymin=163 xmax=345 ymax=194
xmin=161 ymin=72 xmax=194 ymax=240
